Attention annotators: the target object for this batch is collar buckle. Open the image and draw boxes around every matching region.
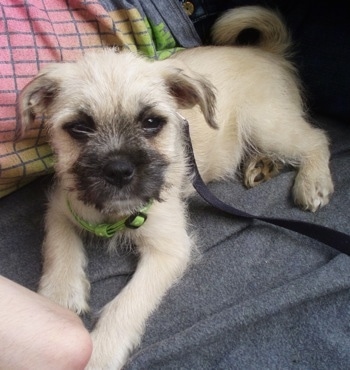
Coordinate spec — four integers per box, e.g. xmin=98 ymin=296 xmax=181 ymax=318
xmin=124 ymin=212 xmax=148 ymax=229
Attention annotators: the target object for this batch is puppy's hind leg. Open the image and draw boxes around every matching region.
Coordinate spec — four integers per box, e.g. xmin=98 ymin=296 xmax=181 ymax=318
xmin=292 ymin=130 xmax=334 ymax=212
xmin=249 ymin=114 xmax=334 ymax=212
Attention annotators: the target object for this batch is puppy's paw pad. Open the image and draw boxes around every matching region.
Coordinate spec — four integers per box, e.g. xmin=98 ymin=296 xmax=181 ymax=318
xmin=293 ymin=174 xmax=334 ymax=212
xmin=244 ymin=157 xmax=282 ymax=188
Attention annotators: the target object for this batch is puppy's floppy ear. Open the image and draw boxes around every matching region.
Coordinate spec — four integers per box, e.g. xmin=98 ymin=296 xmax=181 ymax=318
xmin=163 ymin=66 xmax=218 ymax=129
xmin=16 ymin=67 xmax=60 ymax=139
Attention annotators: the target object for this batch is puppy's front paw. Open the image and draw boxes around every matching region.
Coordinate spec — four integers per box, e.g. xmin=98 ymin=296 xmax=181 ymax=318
xmin=86 ymin=329 xmax=129 ymax=370
xmin=38 ymin=274 xmax=90 ymax=314
xmin=293 ymin=171 xmax=334 ymax=212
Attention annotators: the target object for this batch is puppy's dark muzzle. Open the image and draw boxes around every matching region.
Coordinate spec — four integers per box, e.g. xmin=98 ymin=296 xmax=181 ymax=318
xmin=103 ymin=157 xmax=135 ymax=188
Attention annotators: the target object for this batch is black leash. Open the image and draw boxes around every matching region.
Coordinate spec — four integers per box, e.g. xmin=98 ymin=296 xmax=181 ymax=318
xmin=182 ymin=118 xmax=350 ymax=256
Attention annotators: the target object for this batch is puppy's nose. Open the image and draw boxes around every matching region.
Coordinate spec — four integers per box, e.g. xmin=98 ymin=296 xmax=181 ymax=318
xmin=103 ymin=157 xmax=135 ymax=188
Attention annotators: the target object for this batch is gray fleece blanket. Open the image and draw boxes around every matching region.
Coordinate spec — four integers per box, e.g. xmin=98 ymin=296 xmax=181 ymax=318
xmin=1 ymin=115 xmax=349 ymax=369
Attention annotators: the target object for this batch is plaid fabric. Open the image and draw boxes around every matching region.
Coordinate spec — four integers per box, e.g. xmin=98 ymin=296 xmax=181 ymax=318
xmin=0 ymin=0 xmax=193 ymax=197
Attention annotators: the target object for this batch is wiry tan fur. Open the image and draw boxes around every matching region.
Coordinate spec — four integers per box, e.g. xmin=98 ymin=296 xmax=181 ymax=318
xmin=17 ymin=6 xmax=333 ymax=369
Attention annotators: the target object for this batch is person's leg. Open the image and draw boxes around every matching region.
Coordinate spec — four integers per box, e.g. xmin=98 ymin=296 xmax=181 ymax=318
xmin=0 ymin=276 xmax=92 ymax=370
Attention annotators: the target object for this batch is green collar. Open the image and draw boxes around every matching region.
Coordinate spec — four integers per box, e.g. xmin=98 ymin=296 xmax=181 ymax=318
xmin=67 ymin=199 xmax=153 ymax=238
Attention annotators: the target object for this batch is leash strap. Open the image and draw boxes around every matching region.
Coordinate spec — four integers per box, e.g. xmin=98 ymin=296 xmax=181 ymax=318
xmin=182 ymin=119 xmax=350 ymax=255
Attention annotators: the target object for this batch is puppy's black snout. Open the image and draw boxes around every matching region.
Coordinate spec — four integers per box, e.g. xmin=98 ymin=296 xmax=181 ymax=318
xmin=103 ymin=157 xmax=135 ymax=187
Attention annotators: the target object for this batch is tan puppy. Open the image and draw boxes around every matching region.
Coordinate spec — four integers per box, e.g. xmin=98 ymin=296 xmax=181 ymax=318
xmin=17 ymin=6 xmax=333 ymax=369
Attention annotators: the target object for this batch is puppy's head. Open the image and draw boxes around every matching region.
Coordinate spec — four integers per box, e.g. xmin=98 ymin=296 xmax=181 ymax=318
xmin=17 ymin=49 xmax=217 ymax=215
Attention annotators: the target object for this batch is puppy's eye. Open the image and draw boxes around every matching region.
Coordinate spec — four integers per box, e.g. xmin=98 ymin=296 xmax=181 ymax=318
xmin=63 ymin=117 xmax=95 ymax=140
xmin=142 ymin=117 xmax=166 ymax=137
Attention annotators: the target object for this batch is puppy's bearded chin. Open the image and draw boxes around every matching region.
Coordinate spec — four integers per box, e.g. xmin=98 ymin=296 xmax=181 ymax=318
xmin=73 ymin=178 xmax=163 ymax=217
xmin=73 ymin=184 xmax=154 ymax=216
xmin=98 ymin=198 xmax=152 ymax=217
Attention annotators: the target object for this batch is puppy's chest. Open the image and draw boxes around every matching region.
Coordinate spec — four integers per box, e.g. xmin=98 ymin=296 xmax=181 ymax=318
xmin=82 ymin=231 xmax=137 ymax=255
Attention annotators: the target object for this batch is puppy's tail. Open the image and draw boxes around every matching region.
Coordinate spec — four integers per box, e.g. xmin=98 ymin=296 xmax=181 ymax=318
xmin=211 ymin=6 xmax=291 ymax=56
